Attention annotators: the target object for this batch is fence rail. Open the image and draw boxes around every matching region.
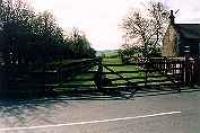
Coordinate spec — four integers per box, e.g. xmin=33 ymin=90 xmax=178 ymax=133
xmin=1 ymin=54 xmax=200 ymax=97
xmin=149 ymin=56 xmax=200 ymax=86
xmin=0 ymin=58 xmax=99 ymax=96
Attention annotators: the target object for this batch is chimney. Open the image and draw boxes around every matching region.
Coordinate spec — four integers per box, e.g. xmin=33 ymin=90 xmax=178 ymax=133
xmin=169 ymin=10 xmax=175 ymax=25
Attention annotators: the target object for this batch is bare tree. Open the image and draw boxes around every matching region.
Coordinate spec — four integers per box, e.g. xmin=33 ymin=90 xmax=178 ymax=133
xmin=122 ymin=1 xmax=169 ymax=57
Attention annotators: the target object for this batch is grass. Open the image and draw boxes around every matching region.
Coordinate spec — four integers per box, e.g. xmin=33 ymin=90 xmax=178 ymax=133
xmin=102 ymin=52 xmax=170 ymax=86
xmin=103 ymin=57 xmax=122 ymax=64
xmin=54 ymin=51 xmax=169 ymax=92
xmin=56 ymin=52 xmax=124 ymax=89
xmin=102 ymin=53 xmax=146 ymax=85
xmin=103 ymin=50 xmax=119 ymax=58
xmin=55 ymin=66 xmax=96 ymax=91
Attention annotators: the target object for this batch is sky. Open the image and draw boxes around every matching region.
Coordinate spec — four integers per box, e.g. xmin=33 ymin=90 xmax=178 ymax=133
xmin=28 ymin=0 xmax=200 ymax=50
xmin=165 ymin=0 xmax=200 ymax=23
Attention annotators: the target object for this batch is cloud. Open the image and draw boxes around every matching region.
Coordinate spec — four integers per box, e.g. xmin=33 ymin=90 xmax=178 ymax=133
xmin=165 ymin=0 xmax=200 ymax=23
xmin=29 ymin=0 xmax=132 ymax=50
xmin=29 ymin=0 xmax=200 ymax=50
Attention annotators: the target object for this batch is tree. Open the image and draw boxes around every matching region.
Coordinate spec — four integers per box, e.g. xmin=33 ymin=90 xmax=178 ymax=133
xmin=122 ymin=1 xmax=169 ymax=57
xmin=0 ymin=0 xmax=35 ymax=64
xmin=1 ymin=0 xmax=96 ymax=66
xmin=0 ymin=0 xmax=96 ymax=95
xmin=66 ymin=28 xmax=96 ymax=58
xmin=1 ymin=1 xmax=64 ymax=64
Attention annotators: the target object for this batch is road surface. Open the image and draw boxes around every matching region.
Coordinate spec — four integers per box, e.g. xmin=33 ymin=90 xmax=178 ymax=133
xmin=0 ymin=91 xmax=200 ymax=133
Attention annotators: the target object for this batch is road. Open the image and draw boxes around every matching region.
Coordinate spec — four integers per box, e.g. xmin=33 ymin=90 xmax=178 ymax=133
xmin=0 ymin=91 xmax=200 ymax=133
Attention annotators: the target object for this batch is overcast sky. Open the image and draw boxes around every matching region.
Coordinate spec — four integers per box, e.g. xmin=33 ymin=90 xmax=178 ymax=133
xmin=28 ymin=0 xmax=200 ymax=50
xmin=165 ymin=0 xmax=200 ymax=23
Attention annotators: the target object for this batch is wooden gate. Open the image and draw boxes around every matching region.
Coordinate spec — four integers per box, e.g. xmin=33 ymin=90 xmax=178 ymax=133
xmin=94 ymin=56 xmax=181 ymax=97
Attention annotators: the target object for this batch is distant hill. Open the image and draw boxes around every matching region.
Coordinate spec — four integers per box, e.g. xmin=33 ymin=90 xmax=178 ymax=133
xmin=96 ymin=49 xmax=119 ymax=58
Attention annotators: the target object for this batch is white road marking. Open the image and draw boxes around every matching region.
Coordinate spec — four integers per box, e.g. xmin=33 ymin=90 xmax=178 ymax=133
xmin=0 ymin=111 xmax=181 ymax=132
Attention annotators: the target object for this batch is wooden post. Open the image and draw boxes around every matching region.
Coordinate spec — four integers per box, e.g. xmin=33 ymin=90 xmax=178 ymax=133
xmin=42 ymin=63 xmax=46 ymax=93
xmin=172 ymin=61 xmax=175 ymax=78
xmin=95 ymin=57 xmax=103 ymax=90
xmin=193 ymin=57 xmax=200 ymax=84
xmin=180 ymin=60 xmax=184 ymax=85
xmin=164 ymin=57 xmax=167 ymax=75
xmin=145 ymin=58 xmax=148 ymax=86
xmin=0 ymin=66 xmax=5 ymax=96
xmin=188 ymin=57 xmax=194 ymax=87
xmin=58 ymin=58 xmax=62 ymax=84
xmin=184 ymin=46 xmax=191 ymax=86
xmin=162 ymin=57 xmax=164 ymax=73
xmin=195 ymin=58 xmax=200 ymax=85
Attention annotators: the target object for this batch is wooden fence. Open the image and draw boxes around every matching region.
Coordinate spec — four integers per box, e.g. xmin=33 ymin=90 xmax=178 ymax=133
xmin=149 ymin=56 xmax=200 ymax=86
xmin=1 ymin=55 xmax=200 ymax=98
xmin=0 ymin=58 xmax=99 ymax=97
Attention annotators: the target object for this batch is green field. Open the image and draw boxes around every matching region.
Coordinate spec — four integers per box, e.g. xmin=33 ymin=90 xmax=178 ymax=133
xmin=54 ymin=51 xmax=169 ymax=93
xmin=103 ymin=52 xmax=145 ymax=85
xmin=61 ymin=51 xmax=144 ymax=88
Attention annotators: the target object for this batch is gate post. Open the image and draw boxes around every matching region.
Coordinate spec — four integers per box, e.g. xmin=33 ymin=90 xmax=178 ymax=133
xmin=164 ymin=57 xmax=167 ymax=75
xmin=145 ymin=57 xmax=149 ymax=86
xmin=95 ymin=57 xmax=103 ymax=90
xmin=184 ymin=46 xmax=192 ymax=86
xmin=180 ymin=60 xmax=185 ymax=85
xmin=58 ymin=58 xmax=62 ymax=84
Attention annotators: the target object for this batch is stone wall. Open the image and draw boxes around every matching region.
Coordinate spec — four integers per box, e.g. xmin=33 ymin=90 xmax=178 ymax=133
xmin=162 ymin=25 xmax=177 ymax=57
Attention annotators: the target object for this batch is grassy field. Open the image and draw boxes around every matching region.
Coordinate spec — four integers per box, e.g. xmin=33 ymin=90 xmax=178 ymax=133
xmin=103 ymin=52 xmax=145 ymax=85
xmin=58 ymin=51 xmax=141 ymax=88
xmin=54 ymin=51 xmax=169 ymax=94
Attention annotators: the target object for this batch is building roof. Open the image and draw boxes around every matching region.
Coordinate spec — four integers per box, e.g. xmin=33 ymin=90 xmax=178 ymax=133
xmin=175 ymin=24 xmax=200 ymax=40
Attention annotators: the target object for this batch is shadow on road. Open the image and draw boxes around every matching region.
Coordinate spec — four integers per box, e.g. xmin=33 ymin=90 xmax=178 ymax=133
xmin=0 ymin=85 xmax=200 ymax=128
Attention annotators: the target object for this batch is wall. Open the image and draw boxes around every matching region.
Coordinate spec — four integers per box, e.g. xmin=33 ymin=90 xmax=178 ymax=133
xmin=162 ymin=25 xmax=177 ymax=57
